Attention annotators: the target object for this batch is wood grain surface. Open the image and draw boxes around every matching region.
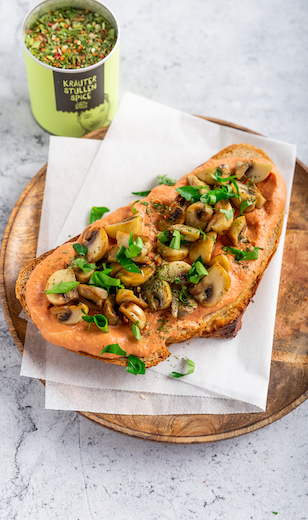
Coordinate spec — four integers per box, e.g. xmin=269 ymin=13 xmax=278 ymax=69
xmin=1 ymin=119 xmax=307 ymax=444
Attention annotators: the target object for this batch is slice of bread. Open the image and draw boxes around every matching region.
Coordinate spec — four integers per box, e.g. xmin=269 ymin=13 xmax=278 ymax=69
xmin=15 ymin=144 xmax=286 ymax=368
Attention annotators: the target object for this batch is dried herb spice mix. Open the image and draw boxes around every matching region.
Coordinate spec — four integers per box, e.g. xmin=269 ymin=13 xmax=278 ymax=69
xmin=25 ymin=7 xmax=117 ymax=69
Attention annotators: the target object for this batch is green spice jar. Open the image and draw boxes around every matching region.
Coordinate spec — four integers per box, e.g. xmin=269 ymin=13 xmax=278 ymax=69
xmin=22 ymin=0 xmax=120 ymax=137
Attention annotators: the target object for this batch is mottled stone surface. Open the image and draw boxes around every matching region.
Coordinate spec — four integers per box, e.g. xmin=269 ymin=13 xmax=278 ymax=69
xmin=0 ymin=0 xmax=307 ymax=518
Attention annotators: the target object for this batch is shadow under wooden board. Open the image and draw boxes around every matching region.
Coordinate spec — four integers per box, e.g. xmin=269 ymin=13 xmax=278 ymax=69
xmin=1 ymin=117 xmax=308 ymax=444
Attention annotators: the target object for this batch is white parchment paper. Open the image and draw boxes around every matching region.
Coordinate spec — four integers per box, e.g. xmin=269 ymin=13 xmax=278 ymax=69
xmin=20 ymin=93 xmax=296 ymax=414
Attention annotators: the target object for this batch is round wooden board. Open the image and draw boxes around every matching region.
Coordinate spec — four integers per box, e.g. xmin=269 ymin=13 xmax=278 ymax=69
xmin=1 ymin=118 xmax=308 ymax=444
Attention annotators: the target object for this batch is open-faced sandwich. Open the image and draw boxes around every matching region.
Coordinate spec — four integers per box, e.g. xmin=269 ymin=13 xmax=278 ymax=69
xmin=16 ymin=144 xmax=287 ymax=373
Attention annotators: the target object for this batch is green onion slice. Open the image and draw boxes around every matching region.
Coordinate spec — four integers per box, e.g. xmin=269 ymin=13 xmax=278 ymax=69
xmin=116 ymin=246 xmax=141 ymax=273
xmin=126 ymin=355 xmax=146 ymax=375
xmin=89 ymin=207 xmax=110 ymax=224
xmin=89 ymin=268 xmax=123 ymax=291
xmin=131 ymin=200 xmax=139 ymax=214
xmin=82 ymin=314 xmax=109 ymax=332
xmin=157 ymin=230 xmax=170 ymax=244
xmin=132 ymin=321 xmax=141 ymax=340
xmin=71 ymin=257 xmax=96 ymax=273
xmin=131 ymin=190 xmax=151 ymax=197
xmin=220 ymin=208 xmax=234 ymax=220
xmin=46 ymin=281 xmax=80 ymax=294
xmin=169 ymin=229 xmax=183 ymax=250
xmin=240 ymin=199 xmax=254 ymax=215
xmin=223 ymin=245 xmax=261 ymax=261
xmin=73 ymin=243 xmax=88 ymax=256
xmin=176 ymin=186 xmax=201 ymax=204
xmin=188 ymin=257 xmax=208 ymax=284
xmin=171 ymin=358 xmax=195 ymax=378
xmin=100 ymin=344 xmax=127 ymax=356
xmin=124 ymin=233 xmax=144 ymax=258
xmin=158 ymin=174 xmax=176 ymax=186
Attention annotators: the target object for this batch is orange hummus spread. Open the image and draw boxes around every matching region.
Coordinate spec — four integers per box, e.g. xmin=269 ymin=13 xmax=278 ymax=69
xmin=25 ymin=155 xmax=287 ymax=361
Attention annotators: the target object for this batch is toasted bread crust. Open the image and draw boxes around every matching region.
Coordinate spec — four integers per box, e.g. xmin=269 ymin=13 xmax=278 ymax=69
xmin=15 ymin=144 xmax=286 ymax=367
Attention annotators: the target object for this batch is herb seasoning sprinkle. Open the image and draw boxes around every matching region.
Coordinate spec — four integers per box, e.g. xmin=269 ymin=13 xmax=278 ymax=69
xmin=25 ymin=7 xmax=117 ymax=69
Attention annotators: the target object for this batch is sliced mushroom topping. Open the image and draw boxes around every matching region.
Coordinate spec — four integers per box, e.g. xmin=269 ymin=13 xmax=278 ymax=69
xmin=157 ymin=196 xmax=188 ymax=230
xmin=115 ymin=231 xmax=153 ymax=262
xmin=157 ymin=260 xmax=191 ymax=284
xmin=168 ymin=224 xmax=200 ymax=242
xmin=254 ymin=186 xmax=267 ymax=209
xmin=218 ymin=163 xmax=231 ymax=179
xmin=116 ymin=288 xmax=148 ymax=309
xmin=73 ymin=267 xmax=95 ymax=284
xmin=189 ymin=231 xmax=217 ymax=264
xmin=185 ymin=201 xmax=213 ymax=230
xmin=109 ymin=262 xmax=123 ymax=277
xmin=77 ymin=284 xmax=108 ymax=307
xmin=231 ymin=181 xmax=257 ymax=212
xmin=107 ymin=244 xmax=120 ymax=263
xmin=244 ymin=161 xmax=272 ymax=183
xmin=190 ymin=264 xmax=230 ymax=307
xmin=133 ymin=239 xmax=152 ymax=262
xmin=195 ymin=163 xmax=230 ymax=185
xmin=142 ymin=278 xmax=172 ymax=311
xmin=227 ymin=216 xmax=247 ymax=246
xmin=208 ymin=254 xmax=230 ymax=272
xmin=46 ymin=269 xmax=79 ymax=305
xmin=170 ymin=287 xmax=198 ymax=319
xmin=118 ymin=301 xmax=146 ymax=330
xmin=206 ymin=201 xmax=234 ymax=235
xmin=118 ymin=265 xmax=156 ymax=286
xmin=104 ymin=213 xmax=143 ymax=239
xmin=178 ymin=297 xmax=198 ymax=319
xmin=157 ymin=241 xmax=189 ymax=262
xmin=50 ymin=302 xmax=89 ymax=326
xmin=170 ymin=288 xmax=180 ymax=318
xmin=102 ymin=295 xmax=121 ymax=326
xmin=195 ymin=166 xmax=220 ymax=185
xmin=187 ymin=174 xmax=209 ymax=195
xmin=80 ymin=226 xmax=109 ymax=263
xmin=115 ymin=230 xmax=130 ymax=248
xmin=234 ymin=160 xmax=252 ymax=180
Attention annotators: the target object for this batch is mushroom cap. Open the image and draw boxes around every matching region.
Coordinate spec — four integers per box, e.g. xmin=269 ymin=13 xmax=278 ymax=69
xmin=116 ymin=288 xmax=148 ymax=309
xmin=206 ymin=201 xmax=234 ymax=235
xmin=102 ymin=295 xmax=121 ymax=326
xmin=46 ymin=269 xmax=78 ymax=306
xmin=157 ymin=241 xmax=189 ymax=262
xmin=118 ymin=265 xmax=156 ymax=286
xmin=77 ymin=284 xmax=108 ymax=306
xmin=168 ymin=224 xmax=200 ymax=242
xmin=104 ymin=213 xmax=143 ymax=239
xmin=208 ymin=254 xmax=230 ymax=272
xmin=157 ymin=261 xmax=191 ymax=284
xmin=50 ymin=302 xmax=89 ymax=326
xmin=190 ymin=264 xmax=230 ymax=307
xmin=185 ymin=202 xmax=213 ymax=230
xmin=142 ymin=278 xmax=172 ymax=311
xmin=234 ymin=160 xmax=252 ymax=180
xmin=244 ymin=161 xmax=272 ymax=183
xmin=118 ymin=301 xmax=147 ymax=329
xmin=227 ymin=216 xmax=247 ymax=246
xmin=80 ymin=226 xmax=109 ymax=262
xmin=189 ymin=232 xmax=217 ymax=264
xmin=231 ymin=181 xmax=257 ymax=211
